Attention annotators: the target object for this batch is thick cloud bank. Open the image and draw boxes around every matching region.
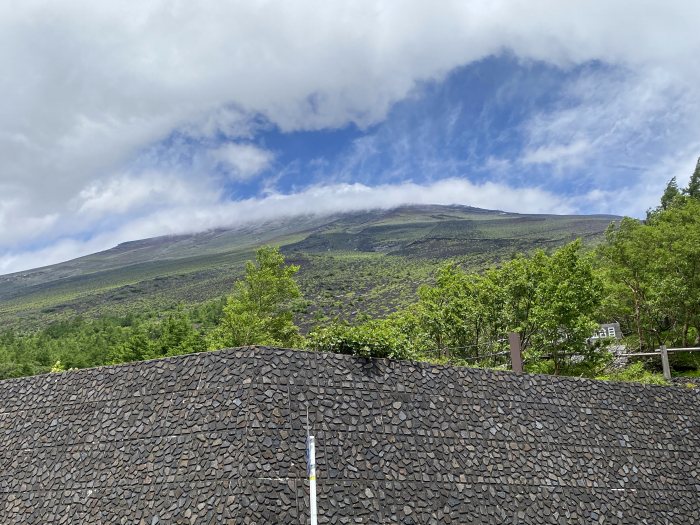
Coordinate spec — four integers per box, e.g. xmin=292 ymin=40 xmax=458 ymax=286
xmin=1 ymin=1 xmax=699 ymax=273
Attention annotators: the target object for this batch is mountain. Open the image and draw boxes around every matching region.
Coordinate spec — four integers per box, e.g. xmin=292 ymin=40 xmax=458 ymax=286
xmin=0 ymin=205 xmax=618 ymax=329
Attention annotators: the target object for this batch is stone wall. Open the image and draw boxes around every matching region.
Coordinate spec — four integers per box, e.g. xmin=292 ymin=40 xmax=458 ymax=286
xmin=0 ymin=346 xmax=698 ymax=524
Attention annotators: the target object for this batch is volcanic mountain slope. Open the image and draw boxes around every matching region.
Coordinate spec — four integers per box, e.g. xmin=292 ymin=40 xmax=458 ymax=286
xmin=0 ymin=205 xmax=618 ymax=329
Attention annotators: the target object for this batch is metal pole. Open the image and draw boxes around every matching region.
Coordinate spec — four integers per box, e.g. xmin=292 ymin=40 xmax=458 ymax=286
xmin=306 ymin=406 xmax=317 ymax=525
xmin=307 ymin=435 xmax=317 ymax=525
xmin=508 ymin=332 xmax=523 ymax=374
xmin=660 ymin=345 xmax=671 ymax=381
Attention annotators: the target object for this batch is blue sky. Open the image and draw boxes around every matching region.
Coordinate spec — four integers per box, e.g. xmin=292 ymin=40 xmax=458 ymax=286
xmin=1 ymin=1 xmax=700 ymax=273
xmin=140 ymin=55 xmax=695 ymax=212
xmin=210 ymin=57 xmax=612 ymax=195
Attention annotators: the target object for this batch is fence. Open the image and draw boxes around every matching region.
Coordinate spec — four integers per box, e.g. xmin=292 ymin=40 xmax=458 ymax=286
xmin=503 ymin=334 xmax=700 ymax=380
xmin=428 ymin=333 xmax=700 ymax=380
xmin=655 ymin=345 xmax=700 ymax=381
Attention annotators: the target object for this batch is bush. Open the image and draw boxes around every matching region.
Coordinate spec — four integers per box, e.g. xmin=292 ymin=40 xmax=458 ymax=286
xmin=307 ymin=320 xmax=412 ymax=360
xmin=596 ymin=361 xmax=668 ymax=385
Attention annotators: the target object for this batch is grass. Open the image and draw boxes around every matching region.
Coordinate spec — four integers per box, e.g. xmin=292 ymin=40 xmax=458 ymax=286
xmin=596 ymin=362 xmax=669 ymax=386
xmin=0 ymin=205 xmax=618 ymax=332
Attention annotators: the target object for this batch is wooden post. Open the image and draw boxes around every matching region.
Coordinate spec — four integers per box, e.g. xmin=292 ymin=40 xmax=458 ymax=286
xmin=509 ymin=332 xmax=523 ymax=374
xmin=660 ymin=345 xmax=671 ymax=381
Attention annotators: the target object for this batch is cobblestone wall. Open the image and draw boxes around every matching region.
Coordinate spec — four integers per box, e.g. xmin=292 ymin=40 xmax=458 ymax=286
xmin=1 ymin=346 xmax=698 ymax=524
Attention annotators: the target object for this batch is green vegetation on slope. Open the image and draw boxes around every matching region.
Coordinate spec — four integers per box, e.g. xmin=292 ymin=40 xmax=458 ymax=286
xmin=307 ymin=240 xmax=607 ymax=377
xmin=0 ymin=205 xmax=616 ymax=330
xmin=207 ymin=246 xmax=304 ymax=349
xmin=0 ymin=310 xmax=207 ymax=378
xmin=3 ymin=179 xmax=700 ymax=384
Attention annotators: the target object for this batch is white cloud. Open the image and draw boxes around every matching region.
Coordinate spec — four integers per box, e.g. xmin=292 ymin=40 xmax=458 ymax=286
xmin=511 ymin=64 xmax=700 ymax=206
xmin=0 ymin=178 xmax=573 ymax=274
xmin=0 ymin=199 xmax=58 ymax=246
xmin=522 ymin=139 xmax=591 ymax=167
xmin=76 ymin=173 xmax=211 ymax=216
xmin=210 ymin=143 xmax=274 ymax=181
xmin=520 ymin=68 xmax=691 ymax=169
xmin=482 ymin=156 xmax=512 ymax=174
xmin=2 ymin=1 xmax=700 ymax=271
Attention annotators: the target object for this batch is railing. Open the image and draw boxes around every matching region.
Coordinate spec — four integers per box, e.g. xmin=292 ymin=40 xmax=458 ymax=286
xmin=435 ymin=333 xmax=700 ymax=380
xmin=610 ymin=346 xmax=700 ymax=380
xmin=506 ymin=335 xmax=700 ymax=380
xmin=657 ymin=346 xmax=700 ymax=380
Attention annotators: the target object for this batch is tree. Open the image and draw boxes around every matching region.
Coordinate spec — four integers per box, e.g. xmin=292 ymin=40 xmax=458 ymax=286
xmin=207 ymin=246 xmax=303 ymax=349
xmin=307 ymin=315 xmax=413 ymax=359
xmin=527 ymin=241 xmax=601 ymax=374
xmin=493 ymin=251 xmax=548 ymax=355
xmin=685 ymin=157 xmax=700 ymax=199
xmin=597 ymin=218 xmax=656 ymax=349
xmin=660 ymin=177 xmax=681 ymax=210
xmin=646 ymin=199 xmax=700 ymax=347
xmin=335 ymin=241 xmax=603 ymax=372
xmin=598 ymin=198 xmax=700 ymax=350
xmin=151 ymin=309 xmax=205 ymax=358
xmin=111 ymin=325 xmax=154 ymax=364
xmin=412 ymin=264 xmax=478 ymax=360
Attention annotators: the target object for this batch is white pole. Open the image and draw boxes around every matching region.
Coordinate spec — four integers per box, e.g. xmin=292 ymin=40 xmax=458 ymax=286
xmin=307 ymin=434 xmax=317 ymax=525
xmin=306 ymin=405 xmax=317 ymax=525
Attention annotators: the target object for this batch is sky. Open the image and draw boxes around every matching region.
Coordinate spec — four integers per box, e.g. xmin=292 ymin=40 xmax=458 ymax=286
xmin=2 ymin=1 xmax=700 ymax=274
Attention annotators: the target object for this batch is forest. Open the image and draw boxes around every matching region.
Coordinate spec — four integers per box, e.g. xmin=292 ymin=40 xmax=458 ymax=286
xmin=1 ymin=165 xmax=699 ymax=383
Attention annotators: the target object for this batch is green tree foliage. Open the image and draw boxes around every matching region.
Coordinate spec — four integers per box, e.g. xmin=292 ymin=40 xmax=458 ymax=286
xmin=111 ymin=309 xmax=206 ymax=363
xmin=411 ymin=241 xmax=601 ymax=373
xmin=0 ymin=309 xmax=208 ymax=380
xmin=0 ymin=317 xmax=132 ymax=379
xmin=660 ymin=177 xmax=681 ymax=210
xmin=596 ymin=361 xmax=668 ymax=385
xmin=647 ymin=200 xmax=700 ymax=350
xmin=647 ymin=161 xmax=700 ymax=219
xmin=3 ymin=162 xmax=700 ymax=383
xmin=526 ymin=241 xmax=601 ymax=374
xmin=490 ymin=252 xmax=546 ymax=356
xmin=595 ymin=157 xmax=700 ymax=374
xmin=598 ymin=198 xmax=700 ymax=352
xmin=685 ymin=157 xmax=700 ymax=199
xmin=207 ymin=246 xmax=303 ymax=349
xmin=411 ymin=263 xmax=480 ymax=360
xmin=307 ymin=315 xmax=413 ymax=359
xmin=597 ymin=218 xmax=653 ymax=349
xmin=111 ymin=324 xmax=154 ymax=364
xmin=152 ymin=310 xmax=206 ymax=357
xmin=0 ymin=248 xmax=304 ymax=379
xmin=311 ymin=241 xmax=603 ymax=374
